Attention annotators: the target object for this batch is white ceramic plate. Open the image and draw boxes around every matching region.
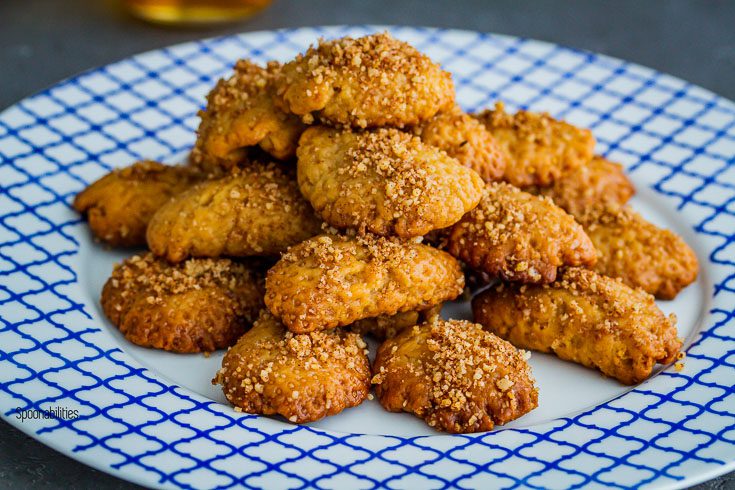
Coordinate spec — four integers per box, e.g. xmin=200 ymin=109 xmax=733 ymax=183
xmin=1 ymin=26 xmax=733 ymax=489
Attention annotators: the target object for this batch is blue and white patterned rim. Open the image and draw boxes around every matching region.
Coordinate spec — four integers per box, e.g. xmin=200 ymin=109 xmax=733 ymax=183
xmin=0 ymin=26 xmax=733 ymax=489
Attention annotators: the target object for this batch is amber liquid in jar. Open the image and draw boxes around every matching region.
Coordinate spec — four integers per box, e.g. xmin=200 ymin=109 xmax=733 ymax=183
xmin=124 ymin=0 xmax=271 ymax=24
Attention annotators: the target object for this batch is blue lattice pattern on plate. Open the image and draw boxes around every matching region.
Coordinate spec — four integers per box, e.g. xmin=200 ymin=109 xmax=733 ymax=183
xmin=0 ymin=26 xmax=733 ymax=489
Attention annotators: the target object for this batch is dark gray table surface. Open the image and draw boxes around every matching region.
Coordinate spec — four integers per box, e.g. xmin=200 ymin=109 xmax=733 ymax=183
xmin=0 ymin=1 xmax=733 ymax=488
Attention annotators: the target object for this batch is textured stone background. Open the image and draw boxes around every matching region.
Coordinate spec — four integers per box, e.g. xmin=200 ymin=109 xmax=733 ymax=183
xmin=0 ymin=0 xmax=733 ymax=488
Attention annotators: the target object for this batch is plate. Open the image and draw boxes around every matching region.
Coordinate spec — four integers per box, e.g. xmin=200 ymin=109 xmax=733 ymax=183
xmin=1 ymin=26 xmax=734 ymax=489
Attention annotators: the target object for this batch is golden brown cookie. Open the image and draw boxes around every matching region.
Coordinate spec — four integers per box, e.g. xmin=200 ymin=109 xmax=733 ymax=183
xmin=372 ymin=319 xmax=538 ymax=433
xmin=147 ymin=162 xmax=322 ymax=262
xmin=213 ymin=310 xmax=371 ymax=423
xmin=581 ymin=205 xmax=698 ymax=299
xmin=534 ymin=156 xmax=635 ymax=219
xmin=265 ymin=233 xmax=464 ymax=333
xmin=474 ymin=102 xmax=595 ymax=187
xmin=447 ymin=182 xmax=597 ymax=284
xmin=297 ymin=127 xmax=484 ymax=238
xmin=414 ymin=106 xmax=506 ymax=182
xmin=73 ymin=161 xmax=202 ymax=247
xmin=193 ymin=60 xmax=305 ymax=168
xmin=101 ymin=252 xmax=263 ymax=353
xmin=472 ymin=267 xmax=682 ymax=384
xmin=275 ymin=33 xmax=454 ymax=128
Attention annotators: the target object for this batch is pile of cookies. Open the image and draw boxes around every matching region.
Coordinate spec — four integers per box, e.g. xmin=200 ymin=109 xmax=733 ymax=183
xmin=74 ymin=33 xmax=698 ymax=433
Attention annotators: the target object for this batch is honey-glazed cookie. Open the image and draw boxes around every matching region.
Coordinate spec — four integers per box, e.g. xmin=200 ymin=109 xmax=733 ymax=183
xmin=372 ymin=319 xmax=538 ymax=433
xmin=147 ymin=162 xmax=322 ymax=262
xmin=581 ymin=205 xmax=698 ymax=299
xmin=473 ymin=267 xmax=682 ymax=384
xmin=193 ymin=60 xmax=305 ymax=168
xmin=101 ymin=252 xmax=263 ymax=352
xmin=447 ymin=182 xmax=596 ymax=284
xmin=73 ymin=161 xmax=202 ymax=247
xmin=275 ymin=33 xmax=454 ymax=128
xmin=214 ymin=310 xmax=371 ymax=423
xmin=474 ymin=102 xmax=595 ymax=187
xmin=265 ymin=233 xmax=464 ymax=333
xmin=297 ymin=126 xmax=484 ymax=237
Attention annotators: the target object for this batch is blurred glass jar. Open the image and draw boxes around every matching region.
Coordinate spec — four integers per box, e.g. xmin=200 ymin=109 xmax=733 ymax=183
xmin=124 ymin=0 xmax=272 ymax=25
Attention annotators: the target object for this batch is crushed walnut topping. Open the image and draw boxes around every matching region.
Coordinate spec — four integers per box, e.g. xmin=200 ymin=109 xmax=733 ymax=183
xmin=373 ymin=319 xmax=537 ymax=432
xmin=276 ymin=32 xmax=454 ymax=127
xmin=213 ymin=311 xmax=370 ymax=423
xmin=106 ymin=252 xmax=263 ymax=317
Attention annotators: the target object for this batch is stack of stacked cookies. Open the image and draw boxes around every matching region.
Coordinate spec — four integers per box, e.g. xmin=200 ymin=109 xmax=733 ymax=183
xmin=74 ymin=33 xmax=698 ymax=433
